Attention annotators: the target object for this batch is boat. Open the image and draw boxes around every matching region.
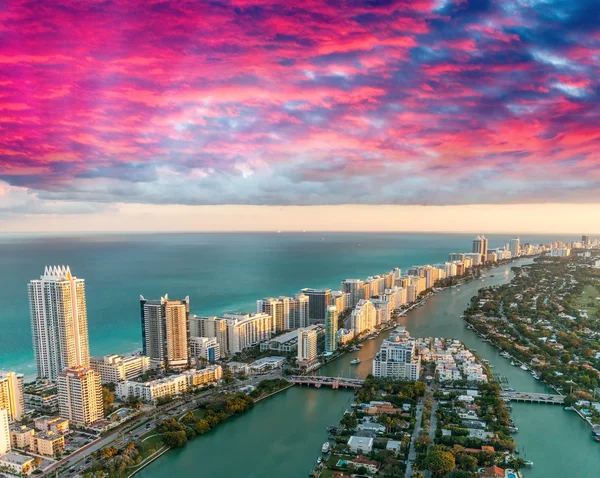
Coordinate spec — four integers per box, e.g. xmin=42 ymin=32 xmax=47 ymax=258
xmin=523 ymin=460 xmax=534 ymax=467
xmin=317 ymin=457 xmax=322 ymax=465
xmin=564 ymin=406 xmax=573 ymax=411
xmin=506 ymin=387 xmax=515 ymax=392
xmin=350 ymin=358 xmax=361 ymax=365
xmin=532 ymin=373 xmax=540 ymax=380
xmin=500 ymin=351 xmax=510 ymax=358
xmin=520 ymin=364 xmax=528 ymax=371
xmin=509 ymin=426 xmax=519 ymax=433
xmin=510 ymin=361 xmax=516 ymax=366
xmin=321 ymin=442 xmax=330 ymax=453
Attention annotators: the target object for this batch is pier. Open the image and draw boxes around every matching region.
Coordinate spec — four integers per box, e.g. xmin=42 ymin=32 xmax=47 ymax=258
xmin=288 ymin=376 xmax=365 ymax=389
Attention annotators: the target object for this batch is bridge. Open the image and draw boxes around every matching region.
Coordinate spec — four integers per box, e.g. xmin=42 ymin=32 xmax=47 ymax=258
xmin=500 ymin=391 xmax=564 ymax=404
xmin=288 ymin=376 xmax=365 ymax=389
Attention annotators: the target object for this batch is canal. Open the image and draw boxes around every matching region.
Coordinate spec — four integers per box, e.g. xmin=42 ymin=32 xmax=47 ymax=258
xmin=138 ymin=260 xmax=600 ymax=477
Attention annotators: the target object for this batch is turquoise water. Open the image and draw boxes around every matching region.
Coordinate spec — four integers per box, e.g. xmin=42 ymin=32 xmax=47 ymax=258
xmin=0 ymin=232 xmax=573 ymax=373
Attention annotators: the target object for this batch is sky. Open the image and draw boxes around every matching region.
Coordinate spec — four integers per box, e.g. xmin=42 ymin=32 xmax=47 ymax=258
xmin=0 ymin=0 xmax=599 ymax=232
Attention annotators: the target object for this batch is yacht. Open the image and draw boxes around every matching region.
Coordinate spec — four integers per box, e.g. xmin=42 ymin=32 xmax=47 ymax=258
xmin=350 ymin=358 xmax=361 ymax=365
xmin=523 ymin=460 xmax=534 ymax=467
xmin=510 ymin=360 xmax=516 ymax=366
xmin=509 ymin=426 xmax=519 ymax=433
xmin=532 ymin=373 xmax=540 ymax=380
xmin=520 ymin=364 xmax=528 ymax=371
xmin=317 ymin=457 xmax=322 ymax=465
xmin=321 ymin=442 xmax=331 ymax=454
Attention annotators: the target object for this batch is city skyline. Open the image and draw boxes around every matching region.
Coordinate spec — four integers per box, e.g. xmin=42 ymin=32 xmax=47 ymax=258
xmin=0 ymin=0 xmax=599 ymax=233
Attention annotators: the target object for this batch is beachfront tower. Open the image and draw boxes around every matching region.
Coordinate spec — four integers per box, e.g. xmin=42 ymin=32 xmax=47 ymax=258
xmin=325 ymin=306 xmax=338 ymax=353
xmin=28 ymin=266 xmax=90 ymax=380
xmin=140 ymin=295 xmax=190 ymax=370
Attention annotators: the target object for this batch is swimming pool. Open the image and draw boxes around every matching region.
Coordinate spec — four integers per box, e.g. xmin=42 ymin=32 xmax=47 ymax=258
xmin=507 ymin=473 xmax=517 ymax=478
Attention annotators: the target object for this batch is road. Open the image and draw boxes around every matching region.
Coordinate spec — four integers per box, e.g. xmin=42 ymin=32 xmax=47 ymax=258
xmin=405 ymin=402 xmax=423 ymax=478
xmin=53 ymin=370 xmax=284 ymax=477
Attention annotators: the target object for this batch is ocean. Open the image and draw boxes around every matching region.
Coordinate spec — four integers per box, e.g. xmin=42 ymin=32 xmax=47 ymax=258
xmin=0 ymin=232 xmax=576 ymax=375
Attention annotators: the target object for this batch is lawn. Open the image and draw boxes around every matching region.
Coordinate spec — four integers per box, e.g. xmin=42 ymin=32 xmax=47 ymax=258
xmin=574 ymin=284 xmax=600 ymax=316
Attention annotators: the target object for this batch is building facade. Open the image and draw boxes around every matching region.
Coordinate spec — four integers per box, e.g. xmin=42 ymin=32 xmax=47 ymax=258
xmin=57 ymin=367 xmax=103 ymax=427
xmin=0 ymin=372 xmax=24 ymax=422
xmin=372 ymin=327 xmax=421 ymax=380
xmin=140 ymin=295 xmax=190 ymax=369
xmin=90 ymin=354 xmax=151 ymax=384
xmin=297 ymin=327 xmax=318 ymax=363
xmin=28 ymin=266 xmax=90 ymax=380
xmin=472 ymin=235 xmax=489 ymax=261
xmin=351 ymin=299 xmax=376 ymax=337
xmin=324 ymin=306 xmax=338 ymax=353
xmin=0 ymin=408 xmax=9 ymax=455
xmin=301 ymin=288 xmax=331 ymax=325
xmin=223 ymin=313 xmax=273 ymax=355
xmin=190 ymin=336 xmax=221 ymax=362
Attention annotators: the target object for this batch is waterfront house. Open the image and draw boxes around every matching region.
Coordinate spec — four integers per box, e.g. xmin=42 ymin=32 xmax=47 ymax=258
xmin=479 ymin=465 xmax=504 ymax=478
xmin=350 ymin=455 xmax=380 ymax=474
xmin=347 ymin=436 xmax=373 ymax=454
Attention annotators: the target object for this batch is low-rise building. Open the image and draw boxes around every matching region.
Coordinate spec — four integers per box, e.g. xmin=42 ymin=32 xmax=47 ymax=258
xmin=23 ymin=381 xmax=58 ymax=413
xmin=350 ymin=455 xmax=380 ymax=474
xmin=259 ymin=330 xmax=299 ymax=354
xmin=32 ymin=431 xmax=65 ymax=458
xmin=0 ymin=452 xmax=35 ymax=475
xmin=90 ymin=354 xmax=151 ymax=384
xmin=10 ymin=426 xmax=34 ymax=449
xmin=116 ymin=366 xmax=222 ymax=403
xmin=33 ymin=416 xmax=70 ymax=435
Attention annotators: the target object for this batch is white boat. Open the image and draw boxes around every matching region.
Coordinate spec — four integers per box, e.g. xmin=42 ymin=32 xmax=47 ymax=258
xmin=321 ymin=442 xmax=330 ymax=454
xmin=523 ymin=460 xmax=534 ymax=467
xmin=520 ymin=364 xmax=528 ymax=371
xmin=350 ymin=358 xmax=361 ymax=365
xmin=317 ymin=457 xmax=322 ymax=464
xmin=510 ymin=361 xmax=516 ymax=366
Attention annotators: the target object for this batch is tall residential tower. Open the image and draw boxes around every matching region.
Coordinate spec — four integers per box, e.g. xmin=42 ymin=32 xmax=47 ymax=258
xmin=28 ymin=266 xmax=90 ymax=380
xmin=140 ymin=295 xmax=190 ymax=369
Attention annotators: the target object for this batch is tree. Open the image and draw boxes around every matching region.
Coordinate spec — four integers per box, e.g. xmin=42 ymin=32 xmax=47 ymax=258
xmin=222 ymin=368 xmax=235 ymax=385
xmin=424 ymin=449 xmax=456 ymax=478
xmin=163 ymin=430 xmax=187 ymax=448
xmin=102 ymin=386 xmax=115 ymax=416
xmin=356 ymin=465 xmax=368 ymax=475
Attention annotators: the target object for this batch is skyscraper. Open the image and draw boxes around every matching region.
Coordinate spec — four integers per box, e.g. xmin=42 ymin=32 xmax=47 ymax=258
xmin=509 ymin=237 xmax=520 ymax=257
xmin=140 ymin=295 xmax=190 ymax=369
xmin=582 ymin=235 xmax=591 ymax=246
xmin=290 ymin=293 xmax=310 ymax=329
xmin=301 ymin=288 xmax=331 ymax=325
xmin=257 ymin=297 xmax=285 ymax=333
xmin=57 ymin=366 xmax=103 ymax=426
xmin=324 ymin=306 xmax=338 ymax=353
xmin=28 ymin=266 xmax=90 ymax=380
xmin=0 ymin=372 xmax=24 ymax=422
xmin=472 ymin=235 xmax=488 ymax=261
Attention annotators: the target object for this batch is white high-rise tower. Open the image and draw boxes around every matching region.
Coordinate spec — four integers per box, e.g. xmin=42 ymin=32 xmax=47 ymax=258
xmin=28 ymin=266 xmax=90 ymax=380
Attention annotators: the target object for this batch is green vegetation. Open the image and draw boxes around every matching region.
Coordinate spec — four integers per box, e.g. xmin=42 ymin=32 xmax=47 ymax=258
xmin=248 ymin=378 xmax=290 ymax=399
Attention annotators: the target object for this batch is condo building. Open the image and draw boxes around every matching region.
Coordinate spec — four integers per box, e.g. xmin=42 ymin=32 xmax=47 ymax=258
xmin=509 ymin=237 xmax=520 ymax=257
xmin=297 ymin=327 xmax=318 ymax=363
xmin=116 ymin=366 xmax=222 ymax=403
xmin=324 ymin=306 xmax=338 ymax=353
xmin=223 ymin=313 xmax=273 ymax=355
xmin=140 ymin=295 xmax=190 ymax=369
xmin=372 ymin=327 xmax=420 ymax=380
xmin=90 ymin=354 xmax=151 ymax=385
xmin=0 ymin=408 xmax=9 ymax=455
xmin=257 ymin=297 xmax=286 ymax=333
xmin=472 ymin=235 xmax=489 ymax=261
xmin=341 ymin=279 xmax=364 ymax=308
xmin=57 ymin=366 xmax=103 ymax=427
xmin=28 ymin=266 xmax=90 ymax=380
xmin=0 ymin=372 xmax=24 ymax=422
xmin=351 ymin=299 xmax=376 ymax=337
xmin=289 ymin=293 xmax=310 ymax=329
xmin=190 ymin=315 xmax=229 ymax=357
xmin=190 ymin=336 xmax=221 ymax=362
xmin=301 ymin=288 xmax=331 ymax=325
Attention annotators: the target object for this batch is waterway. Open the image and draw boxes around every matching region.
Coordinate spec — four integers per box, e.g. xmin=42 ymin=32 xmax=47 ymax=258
xmin=139 ymin=259 xmax=600 ymax=478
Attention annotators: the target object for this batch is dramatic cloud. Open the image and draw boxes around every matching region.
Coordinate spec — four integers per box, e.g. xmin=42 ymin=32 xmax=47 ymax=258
xmin=0 ymin=0 xmax=599 ymax=210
